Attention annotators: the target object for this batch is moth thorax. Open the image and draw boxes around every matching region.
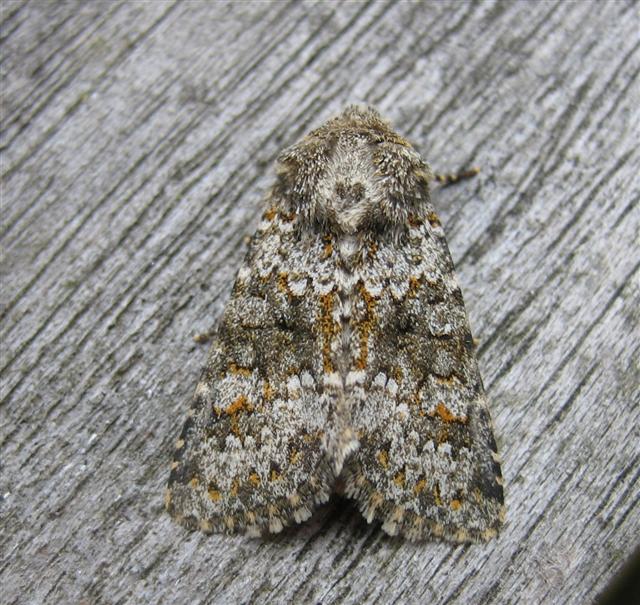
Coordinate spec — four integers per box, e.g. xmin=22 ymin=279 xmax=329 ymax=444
xmin=332 ymin=180 xmax=368 ymax=233
xmin=323 ymin=137 xmax=378 ymax=234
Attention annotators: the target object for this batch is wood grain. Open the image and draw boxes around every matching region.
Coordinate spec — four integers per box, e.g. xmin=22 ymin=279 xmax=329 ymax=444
xmin=1 ymin=1 xmax=639 ymax=603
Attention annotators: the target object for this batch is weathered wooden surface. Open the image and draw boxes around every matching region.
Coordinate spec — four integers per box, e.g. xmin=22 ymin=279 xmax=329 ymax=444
xmin=1 ymin=1 xmax=639 ymax=603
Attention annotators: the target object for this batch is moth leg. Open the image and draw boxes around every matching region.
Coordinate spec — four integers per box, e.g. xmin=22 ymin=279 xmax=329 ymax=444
xmin=192 ymin=331 xmax=214 ymax=344
xmin=433 ymin=166 xmax=479 ymax=187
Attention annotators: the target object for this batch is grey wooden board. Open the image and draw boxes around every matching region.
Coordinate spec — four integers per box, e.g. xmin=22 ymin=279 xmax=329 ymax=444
xmin=1 ymin=0 xmax=639 ymax=603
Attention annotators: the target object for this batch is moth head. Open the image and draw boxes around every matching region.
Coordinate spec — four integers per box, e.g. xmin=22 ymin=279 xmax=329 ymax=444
xmin=275 ymin=106 xmax=433 ymax=234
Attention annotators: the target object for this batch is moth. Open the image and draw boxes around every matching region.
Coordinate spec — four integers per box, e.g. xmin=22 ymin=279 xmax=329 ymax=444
xmin=165 ymin=106 xmax=504 ymax=542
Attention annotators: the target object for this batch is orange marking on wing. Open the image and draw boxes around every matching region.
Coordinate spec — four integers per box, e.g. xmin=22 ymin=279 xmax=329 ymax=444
xmin=368 ymin=239 xmax=378 ymax=259
xmin=220 ymin=395 xmax=254 ymax=435
xmin=426 ymin=211 xmax=441 ymax=227
xmin=303 ymin=430 xmax=323 ymax=444
xmin=263 ymin=380 xmax=275 ymax=401
xmin=225 ymin=395 xmax=252 ymax=416
xmin=319 ymin=292 xmax=338 ymax=373
xmin=377 ymin=450 xmax=389 ymax=469
xmin=229 ymin=362 xmax=252 ymax=377
xmin=432 ymin=401 xmax=468 ymax=424
xmin=277 ymin=272 xmax=292 ymax=297
xmin=270 ymin=469 xmax=281 ymax=481
xmin=230 ymin=479 xmax=239 ymax=497
xmin=355 ymin=283 xmax=377 ymax=370
xmin=434 ymin=484 xmax=443 ymax=506
xmin=436 ymin=429 xmax=449 ymax=445
xmin=408 ymin=214 xmax=423 ymax=228
xmin=322 ymin=234 xmax=333 ymax=259
xmin=435 ymin=375 xmax=458 ymax=387
xmin=263 ymin=207 xmax=277 ymax=221
xmin=407 ymin=275 xmax=422 ymax=298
